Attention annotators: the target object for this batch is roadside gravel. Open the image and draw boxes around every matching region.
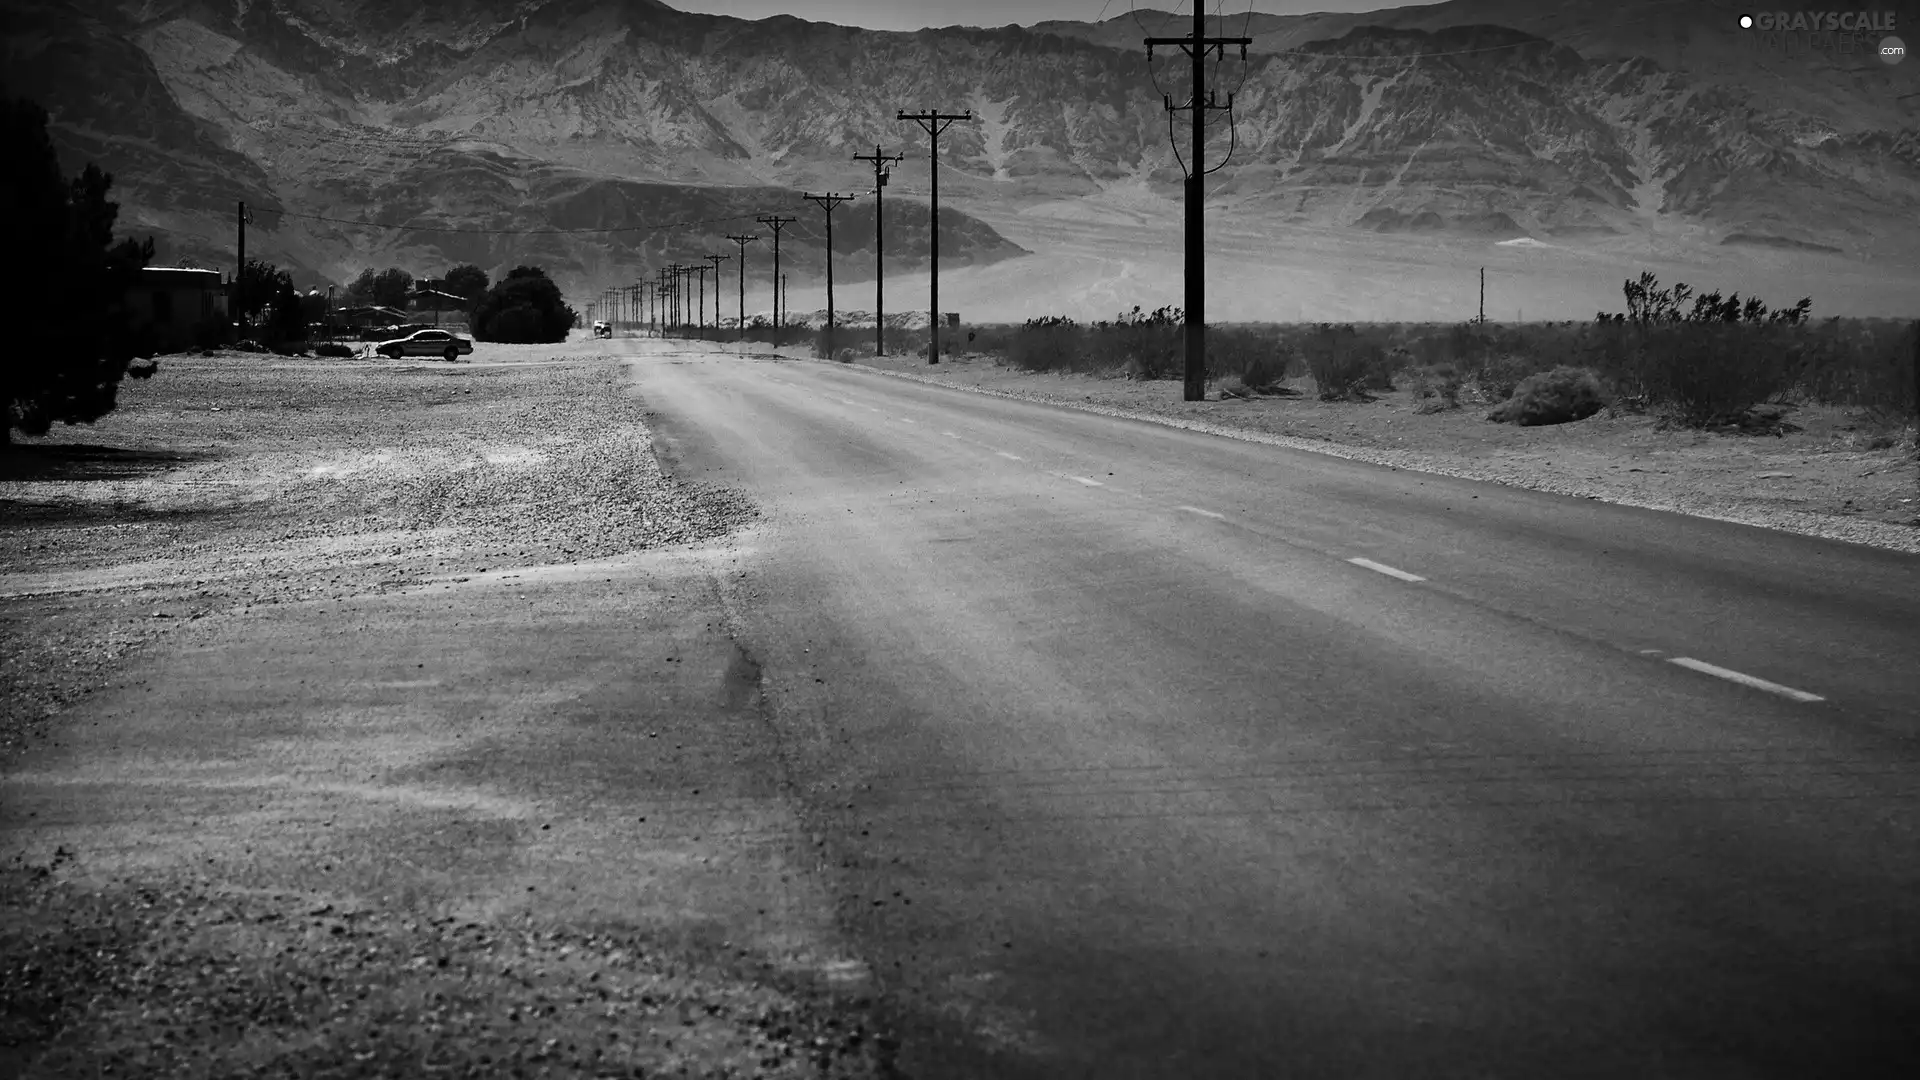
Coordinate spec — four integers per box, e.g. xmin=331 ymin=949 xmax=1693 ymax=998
xmin=2 ymin=859 xmax=890 ymax=1078
xmin=1 ymin=349 xmax=756 ymax=760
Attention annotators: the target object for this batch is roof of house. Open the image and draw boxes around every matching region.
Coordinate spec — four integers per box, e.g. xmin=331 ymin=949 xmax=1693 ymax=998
xmin=136 ymin=267 xmax=224 ymax=287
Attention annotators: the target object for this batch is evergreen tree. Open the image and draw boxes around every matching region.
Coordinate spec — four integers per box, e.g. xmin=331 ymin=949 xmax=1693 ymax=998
xmin=2 ymin=91 xmax=155 ymax=445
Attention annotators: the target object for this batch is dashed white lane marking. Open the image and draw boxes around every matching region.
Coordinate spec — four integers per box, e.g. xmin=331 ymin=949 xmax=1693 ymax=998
xmin=1347 ymin=557 xmax=1426 ymax=583
xmin=897 ymin=417 xmax=915 ymax=423
xmin=943 ymin=431 xmax=962 ymax=439
xmin=1667 ymin=657 xmax=1826 ymax=703
xmin=1066 ymin=475 xmax=1104 ymax=487
xmin=1178 ymin=505 xmax=1225 ymax=519
xmin=996 ymin=451 xmax=1023 ymax=460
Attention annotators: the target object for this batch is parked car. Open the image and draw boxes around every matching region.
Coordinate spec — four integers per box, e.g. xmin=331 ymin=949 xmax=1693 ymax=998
xmin=373 ymin=328 xmax=474 ymax=361
xmin=592 ymin=320 xmax=612 ymax=339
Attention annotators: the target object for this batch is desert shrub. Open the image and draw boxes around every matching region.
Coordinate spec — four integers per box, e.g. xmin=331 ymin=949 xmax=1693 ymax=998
xmin=1303 ymin=323 xmax=1387 ymax=401
xmin=313 ymin=342 xmax=355 ymax=358
xmin=1405 ymin=362 xmax=1464 ymax=413
xmin=1486 ymin=366 xmax=1608 ymax=425
xmin=1791 ymin=318 xmax=1918 ymax=421
xmin=1617 ymin=322 xmax=1799 ymax=426
xmin=1098 ymin=305 xmax=1184 ymax=379
xmin=1464 ymin=352 xmax=1543 ymax=403
xmin=1009 ymin=315 xmax=1084 ymax=372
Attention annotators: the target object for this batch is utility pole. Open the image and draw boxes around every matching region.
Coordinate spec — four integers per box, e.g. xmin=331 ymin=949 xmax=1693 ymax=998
xmin=691 ymin=264 xmax=711 ymax=337
xmin=1479 ymin=267 xmax=1486 ymax=324
xmin=1145 ymin=14 xmax=1251 ymax=400
xmin=853 ymin=145 xmax=904 ymax=355
xmin=234 ymin=200 xmax=253 ymax=340
xmin=725 ymin=234 xmax=760 ymax=342
xmin=666 ymin=263 xmax=685 ymax=336
xmin=898 ymin=109 xmax=972 ymax=364
xmin=756 ymin=215 xmax=796 ymax=346
xmin=705 ymin=254 xmax=730 ymax=338
xmin=803 ymin=192 xmax=856 ymax=356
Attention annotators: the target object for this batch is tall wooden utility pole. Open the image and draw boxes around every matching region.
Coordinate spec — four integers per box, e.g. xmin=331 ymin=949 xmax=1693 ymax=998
xmin=234 ymin=200 xmax=250 ymax=339
xmin=1146 ymin=13 xmax=1251 ymax=401
xmin=756 ymin=215 xmax=796 ymax=346
xmin=803 ymin=192 xmax=856 ymax=356
xmin=725 ymin=234 xmax=760 ymax=341
xmin=705 ymin=254 xmax=730 ymax=338
xmin=853 ymin=144 xmax=904 ymax=355
xmin=693 ymin=264 xmax=712 ymax=337
xmin=898 ymin=109 xmax=972 ymax=364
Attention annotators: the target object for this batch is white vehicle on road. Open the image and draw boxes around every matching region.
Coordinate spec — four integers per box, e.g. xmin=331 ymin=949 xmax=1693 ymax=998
xmin=372 ymin=328 xmax=474 ymax=361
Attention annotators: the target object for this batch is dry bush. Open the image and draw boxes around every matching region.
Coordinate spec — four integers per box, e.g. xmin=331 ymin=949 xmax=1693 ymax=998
xmin=1404 ymin=363 xmax=1464 ymax=413
xmin=1486 ymin=366 xmax=1609 ymax=426
xmin=1303 ymin=324 xmax=1388 ymax=401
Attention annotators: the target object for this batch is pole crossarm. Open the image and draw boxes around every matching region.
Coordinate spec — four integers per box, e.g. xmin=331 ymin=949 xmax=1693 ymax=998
xmin=896 ymin=110 xmax=973 ymax=364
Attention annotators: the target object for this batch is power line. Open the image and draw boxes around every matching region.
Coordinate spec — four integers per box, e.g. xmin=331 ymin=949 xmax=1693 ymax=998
xmin=264 ymin=207 xmax=771 ymax=237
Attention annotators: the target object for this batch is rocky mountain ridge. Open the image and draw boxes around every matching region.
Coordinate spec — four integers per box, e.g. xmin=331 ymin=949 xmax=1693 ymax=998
xmin=6 ymin=0 xmax=1915 ymax=304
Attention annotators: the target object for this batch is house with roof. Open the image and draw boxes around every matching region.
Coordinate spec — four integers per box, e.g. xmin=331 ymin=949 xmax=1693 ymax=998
xmin=408 ymin=287 xmax=470 ymax=327
xmin=124 ymin=266 xmax=228 ymax=351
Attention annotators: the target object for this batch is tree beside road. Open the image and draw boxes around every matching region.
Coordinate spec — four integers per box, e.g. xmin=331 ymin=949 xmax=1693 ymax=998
xmin=1 ymin=90 xmax=156 ymax=446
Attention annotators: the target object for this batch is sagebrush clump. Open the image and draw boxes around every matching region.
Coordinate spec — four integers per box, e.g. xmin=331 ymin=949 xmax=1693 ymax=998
xmin=1487 ymin=366 xmax=1609 ymax=426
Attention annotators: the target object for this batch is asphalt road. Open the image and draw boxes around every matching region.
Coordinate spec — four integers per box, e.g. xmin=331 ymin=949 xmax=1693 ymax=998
xmin=628 ymin=338 xmax=1920 ymax=1080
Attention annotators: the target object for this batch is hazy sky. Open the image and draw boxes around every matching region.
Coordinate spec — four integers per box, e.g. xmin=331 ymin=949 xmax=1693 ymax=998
xmin=668 ymin=1 xmax=1439 ymax=33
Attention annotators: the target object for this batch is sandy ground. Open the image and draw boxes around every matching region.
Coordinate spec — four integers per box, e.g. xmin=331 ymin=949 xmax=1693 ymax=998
xmin=0 ymin=342 xmax=892 ymax=1078
xmin=817 ymin=348 xmax=1920 ymax=556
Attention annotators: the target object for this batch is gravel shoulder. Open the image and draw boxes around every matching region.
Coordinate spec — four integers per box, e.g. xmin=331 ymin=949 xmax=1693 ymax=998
xmin=1 ymin=342 xmax=893 ymax=1078
xmin=813 ymin=348 xmax=1920 ymax=556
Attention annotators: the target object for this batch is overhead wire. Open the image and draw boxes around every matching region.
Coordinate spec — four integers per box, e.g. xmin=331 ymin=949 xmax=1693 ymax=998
xmin=265 ymin=207 xmax=776 ymax=237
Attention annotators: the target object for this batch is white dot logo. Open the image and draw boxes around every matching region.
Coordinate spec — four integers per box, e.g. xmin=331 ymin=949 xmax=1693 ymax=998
xmin=1739 ymin=14 xmax=1754 ymax=29
xmin=1883 ymin=35 xmax=1908 ymax=65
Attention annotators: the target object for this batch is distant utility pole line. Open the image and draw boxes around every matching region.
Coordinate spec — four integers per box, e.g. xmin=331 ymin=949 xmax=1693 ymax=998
xmin=1146 ymin=11 xmax=1252 ymax=400
xmin=852 ymin=144 xmax=904 ymax=355
xmin=803 ymin=191 xmax=856 ymax=355
xmin=756 ymin=215 xmax=796 ymax=346
xmin=725 ymin=234 xmax=760 ymax=342
xmin=897 ymin=109 xmax=972 ymax=364
xmin=705 ymin=253 xmax=731 ymax=339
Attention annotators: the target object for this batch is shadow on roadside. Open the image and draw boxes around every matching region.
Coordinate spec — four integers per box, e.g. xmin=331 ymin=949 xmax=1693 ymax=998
xmin=0 ymin=443 xmax=218 ymax=484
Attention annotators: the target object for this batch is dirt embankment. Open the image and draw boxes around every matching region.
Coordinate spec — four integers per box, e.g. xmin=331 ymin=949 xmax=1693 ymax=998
xmin=830 ymin=350 xmax=1920 ymax=556
xmin=2 ymin=347 xmax=895 ymax=1079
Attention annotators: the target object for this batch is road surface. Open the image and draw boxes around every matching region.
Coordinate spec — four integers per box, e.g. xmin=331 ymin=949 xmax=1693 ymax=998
xmin=631 ymin=338 xmax=1920 ymax=1079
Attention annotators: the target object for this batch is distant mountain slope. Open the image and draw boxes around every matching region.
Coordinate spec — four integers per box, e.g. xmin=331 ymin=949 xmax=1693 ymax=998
xmin=8 ymin=0 xmax=1915 ymax=298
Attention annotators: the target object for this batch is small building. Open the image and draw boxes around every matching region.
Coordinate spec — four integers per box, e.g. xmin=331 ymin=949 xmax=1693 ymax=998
xmin=408 ymin=287 xmax=470 ymax=328
xmin=124 ymin=267 xmax=227 ymax=351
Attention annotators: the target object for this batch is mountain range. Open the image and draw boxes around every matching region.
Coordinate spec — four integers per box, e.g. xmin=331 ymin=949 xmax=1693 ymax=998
xmin=5 ymin=0 xmax=1916 ymax=320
